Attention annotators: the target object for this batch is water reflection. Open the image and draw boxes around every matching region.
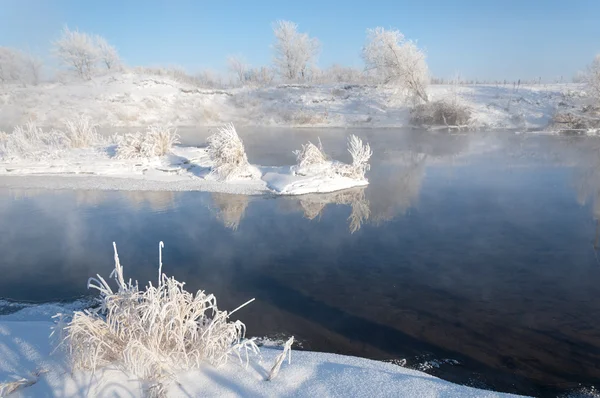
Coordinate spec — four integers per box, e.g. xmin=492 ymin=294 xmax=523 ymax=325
xmin=3 ymin=132 xmax=600 ymax=396
xmin=210 ymin=193 xmax=250 ymax=230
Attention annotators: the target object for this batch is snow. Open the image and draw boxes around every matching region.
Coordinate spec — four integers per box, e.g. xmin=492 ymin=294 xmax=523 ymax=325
xmin=0 ymin=144 xmax=368 ymax=195
xmin=263 ymin=167 xmax=368 ymax=195
xmin=0 ymin=320 xmax=523 ymax=397
xmin=0 ymin=72 xmax=587 ymax=130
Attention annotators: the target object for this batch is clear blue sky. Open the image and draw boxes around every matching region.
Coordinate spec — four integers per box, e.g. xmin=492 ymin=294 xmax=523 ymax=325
xmin=1 ymin=0 xmax=599 ymax=81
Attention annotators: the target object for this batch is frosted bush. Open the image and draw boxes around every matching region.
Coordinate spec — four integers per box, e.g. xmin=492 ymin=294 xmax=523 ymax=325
xmin=115 ymin=125 xmax=179 ymax=159
xmin=410 ymin=99 xmax=471 ymax=127
xmin=64 ymin=115 xmax=101 ymax=148
xmin=0 ymin=122 xmax=64 ymax=160
xmin=292 ymin=135 xmax=372 ymax=180
xmin=58 ymin=242 xmax=258 ymax=394
xmin=334 ymin=135 xmax=373 ymax=180
xmin=207 ymin=123 xmax=259 ymax=181
xmin=293 ymin=138 xmax=327 ymax=169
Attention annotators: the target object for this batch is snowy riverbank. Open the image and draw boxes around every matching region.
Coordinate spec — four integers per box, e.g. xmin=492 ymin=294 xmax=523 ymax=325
xmin=0 ymin=318 xmax=522 ymax=397
xmin=0 ymin=72 xmax=588 ymax=131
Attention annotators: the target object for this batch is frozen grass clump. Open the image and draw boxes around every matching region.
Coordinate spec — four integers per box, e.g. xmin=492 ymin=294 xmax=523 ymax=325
xmin=334 ymin=135 xmax=373 ymax=180
xmin=0 ymin=117 xmax=106 ymax=161
xmin=207 ymin=123 xmax=260 ymax=181
xmin=63 ymin=115 xmax=101 ymax=148
xmin=58 ymin=242 xmax=258 ymax=394
xmin=292 ymin=135 xmax=372 ymax=180
xmin=410 ymin=99 xmax=471 ymax=127
xmin=293 ymin=138 xmax=327 ymax=169
xmin=0 ymin=121 xmax=64 ymax=160
xmin=115 ymin=125 xmax=180 ymax=159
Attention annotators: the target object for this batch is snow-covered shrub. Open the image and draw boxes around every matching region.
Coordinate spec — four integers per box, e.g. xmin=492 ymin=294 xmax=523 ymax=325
xmin=410 ymin=99 xmax=471 ymax=127
xmin=362 ymin=27 xmax=429 ymax=103
xmin=207 ymin=123 xmax=259 ymax=180
xmin=292 ymin=135 xmax=372 ymax=180
xmin=63 ymin=115 xmax=101 ymax=148
xmin=59 ymin=242 xmax=258 ymax=393
xmin=335 ymin=135 xmax=373 ymax=180
xmin=293 ymin=139 xmax=327 ymax=169
xmin=0 ymin=122 xmax=64 ymax=160
xmin=115 ymin=126 xmax=180 ymax=159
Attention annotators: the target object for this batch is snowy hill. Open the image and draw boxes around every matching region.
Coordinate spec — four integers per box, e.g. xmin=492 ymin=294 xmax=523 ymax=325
xmin=0 ymin=72 xmax=586 ymax=130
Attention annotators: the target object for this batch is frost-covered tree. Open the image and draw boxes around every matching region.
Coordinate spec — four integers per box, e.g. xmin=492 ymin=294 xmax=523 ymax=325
xmin=0 ymin=47 xmax=42 ymax=86
xmin=95 ymin=35 xmax=121 ymax=71
xmin=245 ymin=66 xmax=275 ymax=86
xmin=272 ymin=20 xmax=320 ymax=81
xmin=585 ymin=54 xmax=600 ymax=101
xmin=227 ymin=55 xmax=248 ymax=85
xmin=0 ymin=47 xmax=25 ymax=84
xmin=53 ymin=26 xmax=99 ymax=79
xmin=362 ymin=27 xmax=429 ymax=103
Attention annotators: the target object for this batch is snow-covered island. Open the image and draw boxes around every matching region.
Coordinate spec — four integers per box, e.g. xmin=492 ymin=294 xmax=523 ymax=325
xmin=0 ymin=121 xmax=372 ymax=195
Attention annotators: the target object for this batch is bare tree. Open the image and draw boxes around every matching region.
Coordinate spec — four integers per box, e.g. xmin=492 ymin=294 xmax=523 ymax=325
xmin=53 ymin=26 xmax=99 ymax=79
xmin=272 ymin=20 xmax=320 ymax=81
xmin=24 ymin=53 xmax=43 ymax=85
xmin=362 ymin=27 xmax=429 ymax=103
xmin=227 ymin=55 xmax=248 ymax=85
xmin=95 ymin=35 xmax=121 ymax=71
xmin=227 ymin=55 xmax=246 ymax=85
xmin=246 ymin=66 xmax=275 ymax=86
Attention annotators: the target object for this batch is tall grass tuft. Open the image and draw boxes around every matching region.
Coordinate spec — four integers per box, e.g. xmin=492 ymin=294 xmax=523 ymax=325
xmin=207 ymin=123 xmax=259 ymax=181
xmin=58 ymin=242 xmax=258 ymax=394
xmin=115 ymin=125 xmax=180 ymax=158
xmin=63 ymin=115 xmax=101 ymax=148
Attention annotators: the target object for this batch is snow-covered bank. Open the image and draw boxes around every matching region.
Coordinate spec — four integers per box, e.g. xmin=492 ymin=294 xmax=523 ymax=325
xmin=0 ymin=124 xmax=371 ymax=195
xmin=0 ymin=320 xmax=522 ymax=397
xmin=0 ymin=72 xmax=589 ymax=130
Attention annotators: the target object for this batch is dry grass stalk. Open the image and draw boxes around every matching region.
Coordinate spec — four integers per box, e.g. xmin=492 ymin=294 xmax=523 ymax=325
xmin=267 ymin=336 xmax=294 ymax=381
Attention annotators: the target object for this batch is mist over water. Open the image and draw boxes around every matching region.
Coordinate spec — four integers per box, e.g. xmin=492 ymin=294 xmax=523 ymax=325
xmin=1 ymin=129 xmax=599 ymax=396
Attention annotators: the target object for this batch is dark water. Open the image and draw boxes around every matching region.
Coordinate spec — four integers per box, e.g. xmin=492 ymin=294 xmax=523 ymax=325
xmin=1 ymin=129 xmax=600 ymax=397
